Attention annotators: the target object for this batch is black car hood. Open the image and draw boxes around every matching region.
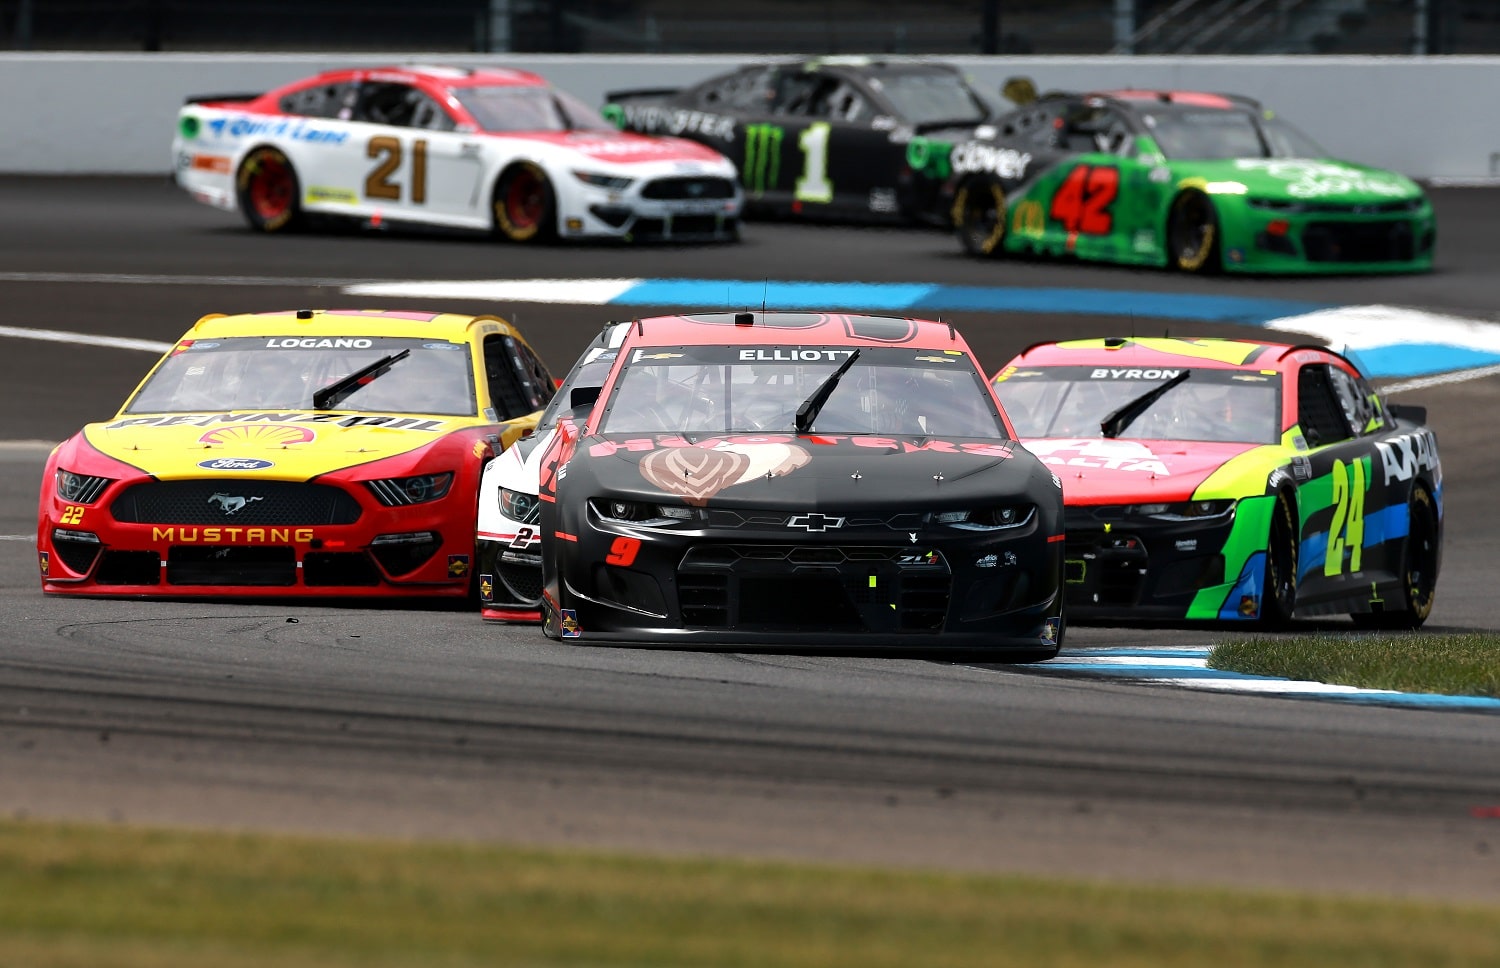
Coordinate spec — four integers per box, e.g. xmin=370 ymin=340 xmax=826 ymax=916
xmin=578 ymin=433 xmax=1039 ymax=507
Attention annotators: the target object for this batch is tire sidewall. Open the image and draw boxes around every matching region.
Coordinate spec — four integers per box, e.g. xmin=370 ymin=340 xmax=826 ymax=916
xmin=236 ymin=146 xmax=300 ymax=233
xmin=493 ymin=162 xmax=557 ymax=243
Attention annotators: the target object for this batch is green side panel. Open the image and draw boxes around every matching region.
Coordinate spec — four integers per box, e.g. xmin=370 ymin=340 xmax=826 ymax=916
xmin=1186 ymin=493 xmax=1274 ymax=619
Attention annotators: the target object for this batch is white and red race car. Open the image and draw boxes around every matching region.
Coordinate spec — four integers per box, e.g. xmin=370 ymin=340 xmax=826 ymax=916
xmin=172 ymin=64 xmax=743 ymax=243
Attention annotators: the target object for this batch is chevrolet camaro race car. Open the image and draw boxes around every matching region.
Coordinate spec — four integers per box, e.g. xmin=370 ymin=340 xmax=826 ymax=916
xmin=994 ymin=337 xmax=1442 ymax=626
xmin=476 ymin=320 xmax=630 ymax=622
xmin=173 ymin=65 xmax=743 ymax=243
xmin=38 ymin=309 xmax=554 ymax=598
xmin=946 ymin=84 xmax=1433 ymax=273
xmin=605 ymin=58 xmax=1002 ymax=223
xmin=535 ymin=311 xmax=1066 ymax=657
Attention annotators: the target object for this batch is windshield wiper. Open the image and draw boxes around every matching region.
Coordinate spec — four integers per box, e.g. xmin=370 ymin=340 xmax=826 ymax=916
xmin=1100 ymin=369 xmax=1190 ymax=439
xmin=312 ymin=349 xmax=410 ymax=411
xmin=794 ymin=349 xmax=861 ymax=434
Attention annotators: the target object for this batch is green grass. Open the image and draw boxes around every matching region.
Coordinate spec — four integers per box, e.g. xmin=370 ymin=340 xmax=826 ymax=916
xmin=1210 ymin=632 xmax=1500 ymax=697
xmin=1 ymin=820 xmax=1498 ymax=967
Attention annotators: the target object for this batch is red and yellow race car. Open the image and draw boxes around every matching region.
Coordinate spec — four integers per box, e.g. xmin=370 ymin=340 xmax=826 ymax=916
xmin=38 ymin=309 xmax=552 ymax=599
xmin=994 ymin=337 xmax=1442 ymax=627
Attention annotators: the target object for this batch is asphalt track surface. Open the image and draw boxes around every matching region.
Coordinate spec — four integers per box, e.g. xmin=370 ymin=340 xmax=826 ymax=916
xmin=2 ymin=177 xmax=1499 ymax=902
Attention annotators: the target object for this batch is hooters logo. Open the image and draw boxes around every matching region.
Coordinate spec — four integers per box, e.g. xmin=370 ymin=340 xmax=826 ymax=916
xmin=638 ymin=441 xmax=810 ymax=505
xmin=198 ymin=425 xmax=316 ymax=446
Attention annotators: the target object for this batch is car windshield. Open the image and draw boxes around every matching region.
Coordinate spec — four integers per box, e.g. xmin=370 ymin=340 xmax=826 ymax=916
xmin=452 ymin=85 xmax=615 ymax=133
xmin=996 ymin=365 xmax=1280 ymax=444
xmin=124 ymin=336 xmax=477 ymax=416
xmin=1142 ymin=106 xmax=1325 ymax=160
xmin=600 ymin=345 xmax=1006 ymax=438
xmin=870 ymin=68 xmax=990 ymax=127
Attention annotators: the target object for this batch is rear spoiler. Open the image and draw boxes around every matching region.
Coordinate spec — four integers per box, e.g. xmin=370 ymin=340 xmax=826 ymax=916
xmin=603 ymin=86 xmax=681 ymax=106
xmin=183 ymin=92 xmax=263 ymax=106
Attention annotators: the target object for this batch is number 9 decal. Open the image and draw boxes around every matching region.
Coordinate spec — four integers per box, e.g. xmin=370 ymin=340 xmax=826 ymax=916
xmin=605 ymin=536 xmax=642 ymax=567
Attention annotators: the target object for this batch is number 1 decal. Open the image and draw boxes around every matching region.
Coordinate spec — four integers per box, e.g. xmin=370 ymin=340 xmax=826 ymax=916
xmin=794 ymin=122 xmax=833 ymax=203
xmin=1324 ymin=458 xmax=1367 ymax=576
xmin=1049 ymin=165 xmax=1119 ymax=234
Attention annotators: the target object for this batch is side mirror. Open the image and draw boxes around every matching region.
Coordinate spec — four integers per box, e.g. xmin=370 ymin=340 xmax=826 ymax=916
xmin=1001 ymin=76 xmax=1038 ymax=106
xmin=1387 ymin=403 xmax=1426 ymax=424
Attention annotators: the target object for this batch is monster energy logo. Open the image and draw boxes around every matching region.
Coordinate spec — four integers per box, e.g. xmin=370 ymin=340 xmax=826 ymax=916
xmin=743 ymin=124 xmax=783 ymax=195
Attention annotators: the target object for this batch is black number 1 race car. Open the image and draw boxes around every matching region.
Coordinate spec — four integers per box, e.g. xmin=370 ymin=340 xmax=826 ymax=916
xmin=535 ymin=311 xmax=1066 ymax=658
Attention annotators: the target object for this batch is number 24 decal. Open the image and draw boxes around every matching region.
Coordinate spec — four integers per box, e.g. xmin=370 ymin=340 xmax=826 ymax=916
xmin=1049 ymin=164 xmax=1118 ymax=235
xmin=365 ymin=136 xmax=427 ymax=204
xmin=1324 ymin=457 xmax=1367 ymax=576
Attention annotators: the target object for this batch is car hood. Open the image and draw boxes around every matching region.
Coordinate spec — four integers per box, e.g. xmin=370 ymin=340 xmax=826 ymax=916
xmin=83 ymin=411 xmax=474 ymax=480
xmin=1024 ymin=437 xmax=1261 ymax=504
xmin=1175 ymin=158 xmax=1423 ymax=203
xmin=498 ymin=130 xmax=732 ymax=168
xmin=579 ymin=433 xmax=1035 ymax=506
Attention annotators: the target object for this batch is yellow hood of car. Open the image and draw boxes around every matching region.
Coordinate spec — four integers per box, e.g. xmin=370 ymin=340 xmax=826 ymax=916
xmin=84 ymin=410 xmax=501 ymax=480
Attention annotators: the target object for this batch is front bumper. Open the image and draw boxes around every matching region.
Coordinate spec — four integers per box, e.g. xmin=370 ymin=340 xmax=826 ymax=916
xmin=1222 ymin=204 xmax=1435 ymax=275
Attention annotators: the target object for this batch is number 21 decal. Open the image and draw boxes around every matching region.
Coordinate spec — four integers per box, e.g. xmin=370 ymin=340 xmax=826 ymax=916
xmin=365 ymin=136 xmax=427 ymax=204
xmin=1049 ymin=165 xmax=1118 ymax=234
xmin=1324 ymin=457 xmax=1367 ymax=576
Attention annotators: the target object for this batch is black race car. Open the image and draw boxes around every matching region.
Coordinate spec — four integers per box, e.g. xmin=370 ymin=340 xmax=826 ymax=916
xmin=536 ymin=310 xmax=1066 ymax=658
xmin=603 ymin=58 xmax=1002 ymax=223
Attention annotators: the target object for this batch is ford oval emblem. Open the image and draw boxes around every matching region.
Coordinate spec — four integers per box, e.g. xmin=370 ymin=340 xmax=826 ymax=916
xmin=198 ymin=457 xmax=275 ymax=471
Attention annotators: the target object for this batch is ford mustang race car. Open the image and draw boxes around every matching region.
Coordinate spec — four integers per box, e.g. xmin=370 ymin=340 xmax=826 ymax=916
xmin=535 ymin=311 xmax=1066 ymax=657
xmin=476 ymin=320 xmax=630 ymax=622
xmin=947 ymin=84 xmax=1433 ymax=273
xmin=173 ymin=65 xmax=742 ymax=243
xmin=604 ymin=58 xmax=1001 ymax=223
xmin=38 ymin=309 xmax=554 ymax=599
xmin=994 ymin=337 xmax=1442 ymax=626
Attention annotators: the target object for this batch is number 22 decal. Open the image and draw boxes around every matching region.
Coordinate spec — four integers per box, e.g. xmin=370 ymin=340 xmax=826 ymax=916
xmin=365 ymin=136 xmax=427 ymax=204
xmin=1324 ymin=457 xmax=1367 ymax=576
xmin=1049 ymin=165 xmax=1118 ymax=234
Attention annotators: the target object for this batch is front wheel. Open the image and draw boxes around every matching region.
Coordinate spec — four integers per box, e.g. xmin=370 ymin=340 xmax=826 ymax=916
xmin=1167 ymin=190 xmax=1219 ymax=272
xmin=1352 ymin=483 xmax=1440 ymax=630
xmin=953 ymin=178 xmax=1007 ymax=257
xmin=1259 ymin=492 xmax=1298 ymax=628
xmin=493 ymin=163 xmax=558 ymax=243
xmin=236 ymin=146 xmax=302 ymax=233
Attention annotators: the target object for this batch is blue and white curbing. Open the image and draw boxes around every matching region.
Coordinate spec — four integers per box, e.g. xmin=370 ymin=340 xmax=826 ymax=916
xmin=1030 ymin=646 xmax=1500 ymax=710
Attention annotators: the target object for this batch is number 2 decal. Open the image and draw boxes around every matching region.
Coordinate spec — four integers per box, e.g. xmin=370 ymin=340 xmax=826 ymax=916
xmin=1324 ymin=457 xmax=1367 ymax=576
xmin=1049 ymin=165 xmax=1118 ymax=234
xmin=365 ymin=136 xmax=427 ymax=204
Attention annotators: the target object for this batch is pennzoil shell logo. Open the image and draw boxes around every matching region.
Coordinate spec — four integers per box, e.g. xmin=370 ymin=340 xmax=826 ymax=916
xmin=638 ymin=441 xmax=810 ymax=506
xmin=198 ymin=425 xmax=317 ymax=447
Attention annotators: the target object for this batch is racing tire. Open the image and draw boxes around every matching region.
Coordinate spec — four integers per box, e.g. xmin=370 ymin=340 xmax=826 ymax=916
xmin=953 ymin=177 xmax=1007 ymax=257
xmin=493 ymin=162 xmax=558 ymax=243
xmin=1351 ymin=483 xmax=1439 ymax=630
xmin=1259 ymin=492 xmax=1299 ymax=628
xmin=236 ymin=146 xmax=303 ymax=233
xmin=1167 ymin=190 xmax=1220 ymax=273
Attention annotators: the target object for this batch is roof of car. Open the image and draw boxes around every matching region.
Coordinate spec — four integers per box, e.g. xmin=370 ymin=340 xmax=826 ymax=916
xmin=1083 ymin=90 xmax=1262 ymax=111
xmin=182 ymin=309 xmax=524 ymax=341
xmin=620 ymin=311 xmax=969 ymax=350
xmin=1002 ymin=337 xmax=1325 ymax=373
xmin=304 ymin=65 xmax=548 ymax=90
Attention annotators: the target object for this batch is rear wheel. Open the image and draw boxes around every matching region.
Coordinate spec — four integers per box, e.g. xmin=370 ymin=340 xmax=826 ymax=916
xmin=1352 ymin=483 xmax=1439 ymax=630
xmin=236 ymin=146 xmax=302 ymax=233
xmin=493 ymin=163 xmax=557 ymax=243
xmin=1167 ymin=190 xmax=1219 ymax=272
xmin=953 ymin=178 xmax=1007 ymax=257
xmin=1259 ymin=492 xmax=1298 ymax=628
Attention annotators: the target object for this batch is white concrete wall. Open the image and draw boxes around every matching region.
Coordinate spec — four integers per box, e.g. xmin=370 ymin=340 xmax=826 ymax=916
xmin=2 ymin=52 xmax=1494 ymax=180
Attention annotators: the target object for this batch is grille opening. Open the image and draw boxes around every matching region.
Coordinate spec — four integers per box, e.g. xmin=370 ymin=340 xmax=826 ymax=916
xmin=303 ymin=552 xmax=381 ymax=586
xmin=111 ymin=480 xmax=361 ymax=525
xmin=494 ymin=560 xmax=543 ymax=606
xmin=167 ymin=546 xmax=296 ymax=586
xmin=96 ymin=551 xmax=161 ymax=585
xmin=739 ymin=575 xmax=862 ymax=629
xmin=51 ymin=534 xmax=102 ymax=575
xmin=679 ymin=573 xmax=730 ymax=626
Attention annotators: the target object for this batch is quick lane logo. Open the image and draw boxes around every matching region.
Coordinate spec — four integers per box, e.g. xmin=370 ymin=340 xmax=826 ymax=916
xmin=743 ymin=124 xmax=783 ymax=195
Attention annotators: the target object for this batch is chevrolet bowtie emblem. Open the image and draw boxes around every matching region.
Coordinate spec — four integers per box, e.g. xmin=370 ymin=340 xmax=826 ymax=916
xmin=787 ymin=512 xmax=845 ymax=532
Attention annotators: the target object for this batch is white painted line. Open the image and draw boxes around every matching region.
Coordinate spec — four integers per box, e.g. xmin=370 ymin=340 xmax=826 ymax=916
xmin=1057 ymin=655 xmax=1209 ymax=668
xmin=345 ymin=278 xmax=643 ymax=303
xmin=0 ymin=535 xmax=35 ymax=542
xmin=0 ymin=271 xmax=373 ymax=287
xmin=0 ymin=325 xmax=172 ymax=353
xmin=1381 ymin=363 xmax=1500 ymax=394
xmin=1148 ymin=676 xmax=1400 ymax=696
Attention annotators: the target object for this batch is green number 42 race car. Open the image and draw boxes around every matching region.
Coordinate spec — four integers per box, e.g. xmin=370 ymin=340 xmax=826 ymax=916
xmin=946 ymin=81 xmax=1434 ymax=274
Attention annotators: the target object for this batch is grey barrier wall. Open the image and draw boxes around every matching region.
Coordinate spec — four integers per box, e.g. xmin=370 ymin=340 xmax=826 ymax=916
xmin=1 ymin=52 xmax=1495 ymax=180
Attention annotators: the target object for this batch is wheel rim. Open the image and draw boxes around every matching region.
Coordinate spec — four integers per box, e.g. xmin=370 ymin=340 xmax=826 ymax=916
xmin=959 ymin=184 xmax=1005 ymax=254
xmin=1171 ymin=194 xmax=1215 ymax=270
xmin=504 ymin=169 xmax=544 ymax=230
xmin=247 ymin=153 xmax=293 ymax=221
xmin=1265 ymin=497 xmax=1298 ymax=619
xmin=1405 ymin=490 xmax=1439 ymax=619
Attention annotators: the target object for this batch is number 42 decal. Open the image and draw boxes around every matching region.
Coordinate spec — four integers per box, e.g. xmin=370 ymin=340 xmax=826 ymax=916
xmin=1324 ymin=457 xmax=1367 ymax=576
xmin=1049 ymin=165 xmax=1118 ymax=234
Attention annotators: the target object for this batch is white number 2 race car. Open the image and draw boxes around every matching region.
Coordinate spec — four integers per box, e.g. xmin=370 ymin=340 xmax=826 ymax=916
xmin=173 ymin=65 xmax=743 ymax=243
